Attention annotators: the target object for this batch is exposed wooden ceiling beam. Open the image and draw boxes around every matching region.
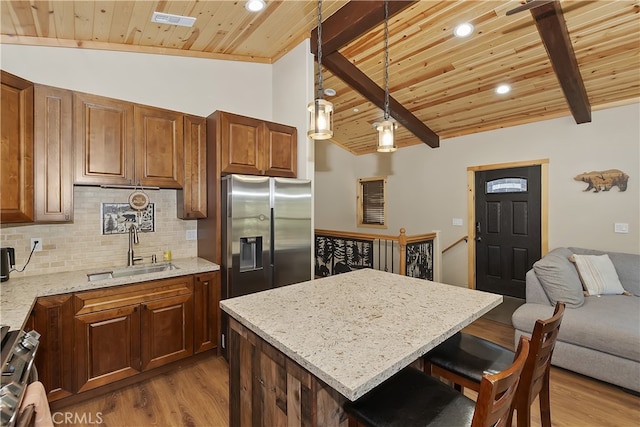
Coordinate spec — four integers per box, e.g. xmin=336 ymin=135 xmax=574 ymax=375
xmin=310 ymin=1 xmax=417 ymax=56
xmin=530 ymin=1 xmax=591 ymax=123
xmin=310 ymin=0 xmax=440 ymax=148
xmin=323 ymin=52 xmax=439 ymax=148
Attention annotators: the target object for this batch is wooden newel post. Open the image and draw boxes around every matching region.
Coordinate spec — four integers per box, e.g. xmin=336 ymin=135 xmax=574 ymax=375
xmin=398 ymin=228 xmax=407 ymax=276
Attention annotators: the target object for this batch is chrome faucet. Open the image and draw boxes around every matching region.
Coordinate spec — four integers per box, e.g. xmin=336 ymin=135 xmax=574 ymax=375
xmin=127 ymin=224 xmax=143 ymax=267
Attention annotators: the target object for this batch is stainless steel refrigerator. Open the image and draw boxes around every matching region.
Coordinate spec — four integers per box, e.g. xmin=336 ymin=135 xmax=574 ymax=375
xmin=220 ymin=175 xmax=312 ymax=349
xmin=221 ymin=174 xmax=312 ymax=298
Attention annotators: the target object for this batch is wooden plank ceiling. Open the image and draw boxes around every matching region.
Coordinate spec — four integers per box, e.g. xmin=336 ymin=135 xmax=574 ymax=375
xmin=2 ymin=1 xmax=638 ymax=155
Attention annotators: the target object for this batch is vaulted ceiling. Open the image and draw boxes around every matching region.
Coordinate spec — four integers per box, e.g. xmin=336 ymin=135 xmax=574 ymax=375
xmin=2 ymin=1 xmax=638 ymax=155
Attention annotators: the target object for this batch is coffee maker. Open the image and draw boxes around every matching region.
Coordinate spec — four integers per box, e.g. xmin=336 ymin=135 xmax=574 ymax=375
xmin=1 ymin=247 xmax=15 ymax=282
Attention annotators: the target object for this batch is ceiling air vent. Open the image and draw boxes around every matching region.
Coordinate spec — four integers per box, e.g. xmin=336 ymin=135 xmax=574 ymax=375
xmin=151 ymin=12 xmax=196 ymax=27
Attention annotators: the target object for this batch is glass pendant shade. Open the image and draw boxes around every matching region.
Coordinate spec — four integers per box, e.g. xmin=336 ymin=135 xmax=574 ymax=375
xmin=376 ymin=120 xmax=397 ymax=152
xmin=307 ymin=98 xmax=334 ymax=140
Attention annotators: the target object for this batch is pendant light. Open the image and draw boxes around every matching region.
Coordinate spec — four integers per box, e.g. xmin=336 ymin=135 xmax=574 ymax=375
xmin=307 ymin=0 xmax=333 ymax=140
xmin=377 ymin=0 xmax=397 ymax=153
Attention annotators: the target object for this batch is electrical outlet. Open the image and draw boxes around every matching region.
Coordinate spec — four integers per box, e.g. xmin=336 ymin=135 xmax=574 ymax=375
xmin=31 ymin=238 xmax=43 ymax=252
xmin=186 ymin=230 xmax=197 ymax=241
xmin=452 ymin=218 xmax=463 ymax=226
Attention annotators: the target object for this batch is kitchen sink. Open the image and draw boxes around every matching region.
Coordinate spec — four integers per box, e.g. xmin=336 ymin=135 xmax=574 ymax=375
xmin=87 ymin=263 xmax=179 ymax=281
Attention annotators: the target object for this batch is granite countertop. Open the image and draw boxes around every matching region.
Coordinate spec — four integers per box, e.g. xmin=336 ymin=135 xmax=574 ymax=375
xmin=221 ymin=268 xmax=502 ymax=401
xmin=0 ymin=257 xmax=219 ymax=331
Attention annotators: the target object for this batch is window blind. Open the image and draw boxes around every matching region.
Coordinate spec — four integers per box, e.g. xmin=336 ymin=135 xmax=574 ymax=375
xmin=362 ymin=179 xmax=385 ymax=225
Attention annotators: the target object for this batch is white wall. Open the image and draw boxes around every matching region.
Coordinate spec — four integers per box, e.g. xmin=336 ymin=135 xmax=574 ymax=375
xmin=315 ymin=103 xmax=640 ymax=287
xmin=0 ymin=44 xmax=272 ymax=119
xmin=272 ymin=38 xmax=315 ymax=180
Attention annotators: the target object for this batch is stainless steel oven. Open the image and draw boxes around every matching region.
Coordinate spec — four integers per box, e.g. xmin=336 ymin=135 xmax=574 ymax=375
xmin=1 ymin=325 xmax=41 ymax=427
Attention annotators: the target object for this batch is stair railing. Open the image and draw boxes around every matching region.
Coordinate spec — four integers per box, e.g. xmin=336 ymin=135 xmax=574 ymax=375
xmin=314 ymin=228 xmax=440 ymax=281
xmin=442 ymin=235 xmax=468 ymax=254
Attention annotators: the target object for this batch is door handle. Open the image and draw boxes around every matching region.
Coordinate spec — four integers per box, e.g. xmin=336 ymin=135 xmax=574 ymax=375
xmin=476 ymin=222 xmax=482 ymax=242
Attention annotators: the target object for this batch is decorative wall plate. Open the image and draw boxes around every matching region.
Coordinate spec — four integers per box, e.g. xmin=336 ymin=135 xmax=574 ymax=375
xmin=129 ymin=190 xmax=150 ymax=210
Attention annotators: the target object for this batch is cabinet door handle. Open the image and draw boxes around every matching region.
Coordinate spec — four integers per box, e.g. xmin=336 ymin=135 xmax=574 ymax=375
xmin=142 ymin=304 xmax=147 ymax=310
xmin=134 ymin=306 xmax=138 ymax=312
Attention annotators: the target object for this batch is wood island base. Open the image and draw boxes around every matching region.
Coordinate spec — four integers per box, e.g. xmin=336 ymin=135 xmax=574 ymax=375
xmin=228 ymin=318 xmax=349 ymax=427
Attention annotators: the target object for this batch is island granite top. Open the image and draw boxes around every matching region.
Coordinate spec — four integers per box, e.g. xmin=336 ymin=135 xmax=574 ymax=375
xmin=0 ymin=257 xmax=219 ymax=331
xmin=221 ymin=268 xmax=502 ymax=401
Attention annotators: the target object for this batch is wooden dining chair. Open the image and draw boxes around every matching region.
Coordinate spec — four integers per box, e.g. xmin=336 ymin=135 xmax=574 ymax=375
xmin=425 ymin=302 xmax=565 ymax=427
xmin=343 ymin=336 xmax=530 ymax=427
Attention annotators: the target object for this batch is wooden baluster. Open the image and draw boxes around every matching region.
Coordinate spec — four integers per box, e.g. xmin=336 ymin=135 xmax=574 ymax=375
xmin=398 ymin=228 xmax=407 ymax=276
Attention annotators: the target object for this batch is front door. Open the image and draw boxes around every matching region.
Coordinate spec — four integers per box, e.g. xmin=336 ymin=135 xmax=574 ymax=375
xmin=475 ymin=166 xmax=541 ymax=299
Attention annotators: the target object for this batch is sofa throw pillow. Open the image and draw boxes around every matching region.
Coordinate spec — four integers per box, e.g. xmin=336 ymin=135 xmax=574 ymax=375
xmin=569 ymin=254 xmax=627 ymax=296
xmin=569 ymin=248 xmax=640 ymax=296
xmin=533 ymin=247 xmax=584 ymax=308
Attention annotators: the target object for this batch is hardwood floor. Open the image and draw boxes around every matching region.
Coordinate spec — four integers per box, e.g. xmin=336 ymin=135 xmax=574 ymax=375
xmin=58 ymin=356 xmax=229 ymax=427
xmin=59 ymin=318 xmax=639 ymax=427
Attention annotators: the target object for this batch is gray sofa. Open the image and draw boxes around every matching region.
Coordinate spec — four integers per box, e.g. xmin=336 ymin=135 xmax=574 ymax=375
xmin=512 ymin=247 xmax=640 ymax=393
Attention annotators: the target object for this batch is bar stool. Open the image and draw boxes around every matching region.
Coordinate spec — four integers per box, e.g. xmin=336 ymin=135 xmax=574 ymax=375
xmin=344 ymin=336 xmax=530 ymax=427
xmin=425 ymin=302 xmax=565 ymax=427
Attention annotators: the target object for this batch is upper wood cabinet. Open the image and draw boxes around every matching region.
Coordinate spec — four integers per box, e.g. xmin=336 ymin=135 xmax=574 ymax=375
xmin=218 ymin=111 xmax=297 ymax=178
xmin=1 ymin=70 xmax=34 ymax=223
xmin=134 ymin=106 xmax=184 ymax=188
xmin=74 ymin=93 xmax=184 ymax=188
xmin=178 ymin=115 xmax=207 ymax=219
xmin=74 ymin=92 xmax=135 ymax=186
xmin=34 ymin=85 xmax=74 ymax=222
xmin=262 ymin=121 xmax=298 ymax=178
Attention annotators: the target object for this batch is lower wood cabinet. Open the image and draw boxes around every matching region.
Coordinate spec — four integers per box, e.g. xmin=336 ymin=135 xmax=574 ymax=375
xmin=30 ymin=294 xmax=74 ymax=402
xmin=193 ymin=272 xmax=220 ymax=354
xmin=30 ymin=271 xmax=219 ymax=402
xmin=74 ymin=304 xmax=142 ymax=393
xmin=141 ymin=293 xmax=193 ymax=371
xmin=73 ymin=276 xmax=194 ymax=393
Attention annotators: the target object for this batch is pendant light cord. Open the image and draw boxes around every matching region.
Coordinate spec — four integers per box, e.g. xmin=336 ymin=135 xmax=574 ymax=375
xmin=383 ymin=0 xmax=390 ymax=121
xmin=316 ymin=0 xmax=324 ymax=100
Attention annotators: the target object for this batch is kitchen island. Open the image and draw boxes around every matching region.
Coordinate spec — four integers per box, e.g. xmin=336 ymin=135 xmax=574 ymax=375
xmin=220 ymin=268 xmax=502 ymax=426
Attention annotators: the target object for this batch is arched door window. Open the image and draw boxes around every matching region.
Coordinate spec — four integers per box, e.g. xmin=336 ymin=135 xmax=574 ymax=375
xmin=486 ymin=177 xmax=528 ymax=194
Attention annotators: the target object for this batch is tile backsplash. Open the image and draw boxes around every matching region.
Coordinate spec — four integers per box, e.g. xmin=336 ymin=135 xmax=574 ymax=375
xmin=0 ymin=187 xmax=198 ymax=278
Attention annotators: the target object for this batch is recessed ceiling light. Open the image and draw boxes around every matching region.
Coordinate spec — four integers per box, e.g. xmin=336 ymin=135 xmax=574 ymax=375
xmin=324 ymin=88 xmax=336 ymax=97
xmin=353 ymin=108 xmax=359 ymax=113
xmin=495 ymin=84 xmax=511 ymax=95
xmin=151 ymin=11 xmax=196 ymax=27
xmin=246 ymin=0 xmax=266 ymax=12
xmin=453 ymin=22 xmax=474 ymax=38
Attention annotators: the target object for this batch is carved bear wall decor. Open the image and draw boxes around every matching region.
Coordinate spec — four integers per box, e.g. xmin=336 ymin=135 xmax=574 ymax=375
xmin=574 ymin=169 xmax=629 ymax=192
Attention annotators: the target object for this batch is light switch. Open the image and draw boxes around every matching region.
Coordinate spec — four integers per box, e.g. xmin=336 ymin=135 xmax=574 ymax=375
xmin=186 ymin=230 xmax=197 ymax=240
xmin=452 ymin=218 xmax=463 ymax=226
xmin=614 ymin=223 xmax=629 ymax=234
